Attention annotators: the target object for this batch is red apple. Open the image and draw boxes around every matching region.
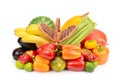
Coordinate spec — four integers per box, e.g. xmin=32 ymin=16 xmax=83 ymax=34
xmin=81 ymin=29 xmax=107 ymax=46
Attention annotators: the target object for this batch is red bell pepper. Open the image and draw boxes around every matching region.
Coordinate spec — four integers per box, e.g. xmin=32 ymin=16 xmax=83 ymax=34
xmin=66 ymin=56 xmax=85 ymax=71
xmin=37 ymin=43 xmax=57 ymax=60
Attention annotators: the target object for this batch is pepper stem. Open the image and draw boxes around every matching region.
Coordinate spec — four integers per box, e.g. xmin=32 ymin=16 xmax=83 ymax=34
xmin=98 ymin=45 xmax=103 ymax=52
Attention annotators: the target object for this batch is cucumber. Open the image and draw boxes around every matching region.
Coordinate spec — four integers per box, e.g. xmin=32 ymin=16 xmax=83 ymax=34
xmin=29 ymin=16 xmax=55 ymax=29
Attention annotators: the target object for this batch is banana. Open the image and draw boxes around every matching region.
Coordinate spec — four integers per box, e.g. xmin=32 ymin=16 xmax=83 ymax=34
xmin=14 ymin=28 xmax=32 ymax=37
xmin=14 ymin=16 xmax=56 ymax=48
xmin=22 ymin=35 xmax=49 ymax=44
xmin=61 ymin=13 xmax=89 ymax=31
xmin=26 ymin=24 xmax=51 ymax=41
xmin=14 ymin=27 xmax=50 ymax=48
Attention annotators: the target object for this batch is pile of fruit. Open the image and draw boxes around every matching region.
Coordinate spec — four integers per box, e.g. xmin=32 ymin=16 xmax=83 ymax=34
xmin=12 ymin=13 xmax=109 ymax=72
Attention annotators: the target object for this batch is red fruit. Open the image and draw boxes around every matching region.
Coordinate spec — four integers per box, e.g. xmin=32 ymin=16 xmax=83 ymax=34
xmin=81 ymin=48 xmax=98 ymax=61
xmin=37 ymin=43 xmax=57 ymax=60
xmin=18 ymin=54 xmax=32 ymax=64
xmin=93 ymin=29 xmax=107 ymax=41
xmin=85 ymin=54 xmax=98 ymax=61
xmin=81 ymin=48 xmax=91 ymax=58
xmin=40 ymin=43 xmax=57 ymax=50
xmin=67 ymin=56 xmax=85 ymax=71
xmin=82 ymin=29 xmax=107 ymax=46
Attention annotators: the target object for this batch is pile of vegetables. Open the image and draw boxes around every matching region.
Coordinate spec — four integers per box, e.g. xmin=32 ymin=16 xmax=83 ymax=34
xmin=12 ymin=13 xmax=109 ymax=72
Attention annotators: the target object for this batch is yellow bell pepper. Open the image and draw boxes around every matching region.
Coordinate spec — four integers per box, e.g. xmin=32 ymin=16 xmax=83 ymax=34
xmin=84 ymin=40 xmax=97 ymax=49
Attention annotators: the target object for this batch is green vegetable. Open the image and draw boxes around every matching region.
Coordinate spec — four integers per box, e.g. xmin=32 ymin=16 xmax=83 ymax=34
xmin=50 ymin=56 xmax=66 ymax=72
xmin=16 ymin=60 xmax=24 ymax=69
xmin=60 ymin=17 xmax=88 ymax=44
xmin=92 ymin=60 xmax=98 ymax=67
xmin=60 ymin=16 xmax=96 ymax=45
xmin=85 ymin=61 xmax=98 ymax=72
xmin=29 ymin=16 xmax=55 ymax=29
xmin=24 ymin=62 xmax=33 ymax=72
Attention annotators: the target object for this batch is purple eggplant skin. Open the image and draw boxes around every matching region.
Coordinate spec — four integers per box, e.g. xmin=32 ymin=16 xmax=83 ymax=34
xmin=12 ymin=47 xmax=28 ymax=60
xmin=18 ymin=38 xmax=37 ymax=50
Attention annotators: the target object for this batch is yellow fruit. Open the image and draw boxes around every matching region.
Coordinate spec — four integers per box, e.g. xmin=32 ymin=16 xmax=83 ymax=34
xmin=14 ymin=27 xmax=50 ymax=47
xmin=14 ymin=28 xmax=32 ymax=37
xmin=26 ymin=24 xmax=52 ymax=41
xmin=22 ymin=35 xmax=49 ymax=44
xmin=61 ymin=13 xmax=89 ymax=31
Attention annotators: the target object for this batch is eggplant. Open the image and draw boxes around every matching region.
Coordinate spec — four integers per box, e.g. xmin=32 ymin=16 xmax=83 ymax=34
xmin=12 ymin=47 xmax=27 ymax=60
xmin=18 ymin=38 xmax=37 ymax=50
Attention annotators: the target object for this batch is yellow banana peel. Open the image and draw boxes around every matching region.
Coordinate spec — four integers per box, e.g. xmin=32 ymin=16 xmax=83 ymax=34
xmin=14 ymin=28 xmax=32 ymax=37
xmin=22 ymin=35 xmax=49 ymax=44
xmin=14 ymin=27 xmax=50 ymax=47
xmin=26 ymin=24 xmax=52 ymax=41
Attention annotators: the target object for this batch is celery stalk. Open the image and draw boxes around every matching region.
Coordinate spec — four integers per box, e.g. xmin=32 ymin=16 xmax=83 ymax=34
xmin=60 ymin=17 xmax=88 ymax=44
xmin=71 ymin=24 xmax=95 ymax=45
xmin=66 ymin=23 xmax=89 ymax=44
xmin=60 ymin=16 xmax=96 ymax=45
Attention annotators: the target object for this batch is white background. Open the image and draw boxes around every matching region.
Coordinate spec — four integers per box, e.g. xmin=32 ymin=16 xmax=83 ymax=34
xmin=0 ymin=0 xmax=120 ymax=80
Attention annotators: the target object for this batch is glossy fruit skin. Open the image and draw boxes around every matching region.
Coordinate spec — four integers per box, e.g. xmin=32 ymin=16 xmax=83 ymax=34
xmin=93 ymin=29 xmax=107 ymax=42
xmin=18 ymin=38 xmax=37 ymax=50
xmin=33 ymin=61 xmax=50 ymax=72
xmin=66 ymin=56 xmax=85 ymax=71
xmin=25 ymin=50 xmax=37 ymax=59
xmin=33 ymin=55 xmax=50 ymax=72
xmin=37 ymin=43 xmax=57 ymax=60
xmin=82 ymin=29 xmax=107 ymax=46
xmin=85 ymin=54 xmax=98 ymax=61
xmin=50 ymin=56 xmax=66 ymax=72
xmin=15 ymin=60 xmax=24 ymax=69
xmin=84 ymin=40 xmax=97 ymax=49
xmin=81 ymin=48 xmax=98 ymax=61
xmin=24 ymin=62 xmax=33 ymax=72
xmin=12 ymin=47 xmax=27 ymax=60
xmin=92 ymin=45 xmax=109 ymax=65
xmin=18 ymin=54 xmax=32 ymax=64
xmin=84 ymin=61 xmax=98 ymax=72
xmin=62 ymin=45 xmax=81 ymax=60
